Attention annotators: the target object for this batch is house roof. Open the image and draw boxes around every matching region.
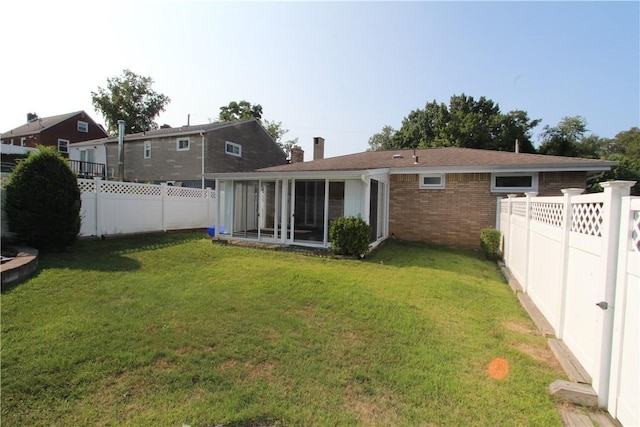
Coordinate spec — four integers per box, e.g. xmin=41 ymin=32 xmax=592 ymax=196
xmin=70 ymin=119 xmax=260 ymax=146
xmin=1 ymin=111 xmax=85 ymax=138
xmin=257 ymin=147 xmax=617 ymax=174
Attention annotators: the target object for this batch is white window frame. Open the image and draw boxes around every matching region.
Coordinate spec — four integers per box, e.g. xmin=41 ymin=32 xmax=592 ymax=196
xmin=58 ymin=139 xmax=69 ymax=154
xmin=20 ymin=137 xmax=26 ymax=147
xmin=491 ymin=172 xmax=538 ymax=193
xmin=419 ymin=173 xmax=445 ymax=189
xmin=144 ymin=141 xmax=151 ymax=159
xmin=225 ymin=141 xmax=242 ymax=157
xmin=176 ymin=137 xmax=190 ymax=151
xmin=77 ymin=120 xmax=89 ymax=133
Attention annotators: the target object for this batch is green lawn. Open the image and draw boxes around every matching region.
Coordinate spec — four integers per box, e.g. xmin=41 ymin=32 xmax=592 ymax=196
xmin=1 ymin=233 xmax=565 ymax=426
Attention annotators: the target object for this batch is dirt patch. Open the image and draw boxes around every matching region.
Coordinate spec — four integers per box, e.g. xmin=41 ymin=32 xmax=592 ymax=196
xmin=344 ymin=383 xmax=400 ymax=426
xmin=515 ymin=342 xmax=563 ymax=371
xmin=220 ymin=360 xmax=276 ymax=382
xmin=504 ymin=320 xmax=538 ymax=335
xmin=176 ymin=345 xmax=216 ymax=355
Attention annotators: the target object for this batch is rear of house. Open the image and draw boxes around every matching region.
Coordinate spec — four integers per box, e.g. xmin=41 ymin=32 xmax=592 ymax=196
xmin=206 ymin=145 xmax=616 ymax=250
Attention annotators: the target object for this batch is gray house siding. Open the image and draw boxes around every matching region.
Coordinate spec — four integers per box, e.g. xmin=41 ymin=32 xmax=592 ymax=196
xmin=105 ymin=135 xmax=204 ymax=184
xmin=105 ymin=120 xmax=286 ymax=187
xmin=205 ymin=120 xmax=286 ymax=173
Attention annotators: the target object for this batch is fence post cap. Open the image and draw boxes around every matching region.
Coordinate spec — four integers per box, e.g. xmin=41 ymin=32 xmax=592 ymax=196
xmin=599 ymin=180 xmax=636 ymax=189
xmin=561 ymin=188 xmax=585 ymax=195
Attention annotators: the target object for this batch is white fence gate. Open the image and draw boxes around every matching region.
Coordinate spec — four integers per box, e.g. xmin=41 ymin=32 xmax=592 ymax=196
xmin=499 ymin=181 xmax=639 ymax=426
xmin=78 ymin=179 xmax=216 ymax=237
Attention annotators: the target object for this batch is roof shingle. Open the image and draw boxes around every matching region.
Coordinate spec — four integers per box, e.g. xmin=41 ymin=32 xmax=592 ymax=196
xmin=258 ymin=147 xmax=616 ymax=172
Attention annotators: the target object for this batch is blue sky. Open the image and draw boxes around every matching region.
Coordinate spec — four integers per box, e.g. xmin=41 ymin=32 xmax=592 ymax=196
xmin=2 ymin=1 xmax=638 ymax=158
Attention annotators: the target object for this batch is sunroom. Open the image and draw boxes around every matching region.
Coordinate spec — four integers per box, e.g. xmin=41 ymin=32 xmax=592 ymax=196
xmin=206 ymin=170 xmax=389 ymax=249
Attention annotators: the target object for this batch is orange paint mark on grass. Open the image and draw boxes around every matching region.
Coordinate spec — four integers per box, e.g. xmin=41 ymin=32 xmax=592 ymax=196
xmin=487 ymin=357 xmax=509 ymax=380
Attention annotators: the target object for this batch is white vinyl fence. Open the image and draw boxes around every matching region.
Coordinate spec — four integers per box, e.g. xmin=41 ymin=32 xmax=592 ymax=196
xmin=499 ymin=181 xmax=639 ymax=426
xmin=78 ymin=178 xmax=216 ymax=237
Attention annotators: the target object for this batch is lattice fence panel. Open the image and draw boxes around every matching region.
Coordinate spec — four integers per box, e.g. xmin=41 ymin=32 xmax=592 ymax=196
xmin=531 ymin=202 xmax=564 ymax=228
xmin=78 ymin=180 xmax=95 ymax=193
xmin=632 ymin=210 xmax=640 ymax=252
xmin=571 ymin=202 xmax=604 ymax=237
xmin=168 ymin=186 xmax=207 ymax=198
xmin=100 ymin=182 xmax=162 ymax=196
xmin=512 ymin=201 xmax=527 ymax=217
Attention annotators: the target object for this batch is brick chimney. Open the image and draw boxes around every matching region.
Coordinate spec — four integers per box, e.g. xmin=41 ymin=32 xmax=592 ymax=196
xmin=313 ymin=137 xmax=325 ymax=160
xmin=290 ymin=145 xmax=304 ymax=163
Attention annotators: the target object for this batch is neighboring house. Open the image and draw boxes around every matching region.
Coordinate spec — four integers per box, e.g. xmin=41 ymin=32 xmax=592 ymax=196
xmin=70 ymin=119 xmax=286 ymax=187
xmin=205 ymin=143 xmax=617 ymax=249
xmin=0 ymin=111 xmax=108 ymax=159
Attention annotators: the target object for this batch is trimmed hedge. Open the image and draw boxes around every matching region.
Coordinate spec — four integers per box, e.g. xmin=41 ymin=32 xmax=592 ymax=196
xmin=329 ymin=216 xmax=371 ymax=258
xmin=480 ymin=228 xmax=502 ymax=260
xmin=4 ymin=147 xmax=81 ymax=251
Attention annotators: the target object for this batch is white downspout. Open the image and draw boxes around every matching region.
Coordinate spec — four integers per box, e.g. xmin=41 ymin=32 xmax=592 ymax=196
xmin=200 ymin=132 xmax=205 ymax=189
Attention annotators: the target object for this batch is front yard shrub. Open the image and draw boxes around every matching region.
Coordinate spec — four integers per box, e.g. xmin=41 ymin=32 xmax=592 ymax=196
xmin=4 ymin=147 xmax=81 ymax=251
xmin=329 ymin=216 xmax=371 ymax=257
xmin=480 ymin=228 xmax=502 ymax=260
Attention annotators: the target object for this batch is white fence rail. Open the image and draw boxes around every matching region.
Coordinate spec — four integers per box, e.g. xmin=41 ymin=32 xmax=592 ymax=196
xmin=78 ymin=179 xmax=216 ymax=237
xmin=499 ymin=181 xmax=639 ymax=426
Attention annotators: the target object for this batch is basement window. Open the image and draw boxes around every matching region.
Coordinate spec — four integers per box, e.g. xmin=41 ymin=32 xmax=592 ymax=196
xmin=225 ymin=141 xmax=242 ymax=157
xmin=419 ymin=174 xmax=445 ymax=189
xmin=491 ymin=172 xmax=538 ymax=192
xmin=176 ymin=138 xmax=190 ymax=151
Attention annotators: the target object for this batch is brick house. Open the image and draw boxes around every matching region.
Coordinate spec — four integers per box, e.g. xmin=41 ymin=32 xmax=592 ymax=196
xmin=205 ymin=142 xmax=616 ymax=249
xmin=69 ymin=119 xmax=287 ymax=187
xmin=0 ymin=111 xmax=108 ymax=157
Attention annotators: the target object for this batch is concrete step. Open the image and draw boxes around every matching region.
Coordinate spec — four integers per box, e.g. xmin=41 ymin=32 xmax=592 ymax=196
xmin=550 ymin=380 xmax=598 ymax=408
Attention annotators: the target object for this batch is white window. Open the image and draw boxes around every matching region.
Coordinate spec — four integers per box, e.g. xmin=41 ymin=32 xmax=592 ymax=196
xmin=77 ymin=120 xmax=89 ymax=132
xmin=58 ymin=139 xmax=69 ymax=154
xmin=20 ymin=137 xmax=26 ymax=146
xmin=225 ymin=141 xmax=242 ymax=157
xmin=144 ymin=141 xmax=151 ymax=159
xmin=176 ymin=138 xmax=190 ymax=151
xmin=419 ymin=173 xmax=445 ymax=189
xmin=491 ymin=172 xmax=538 ymax=192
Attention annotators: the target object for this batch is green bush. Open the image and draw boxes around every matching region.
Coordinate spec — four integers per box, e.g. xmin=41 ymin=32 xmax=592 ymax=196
xmin=329 ymin=216 xmax=371 ymax=258
xmin=480 ymin=228 xmax=502 ymax=260
xmin=4 ymin=147 xmax=81 ymax=251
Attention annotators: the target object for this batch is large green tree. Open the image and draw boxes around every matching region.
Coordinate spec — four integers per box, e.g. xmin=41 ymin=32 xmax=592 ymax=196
xmin=91 ymin=69 xmax=170 ymax=135
xmin=537 ymin=116 xmax=594 ymax=157
xmin=601 ymin=127 xmax=640 ymax=195
xmin=367 ymin=125 xmax=397 ymax=151
xmin=387 ymin=94 xmax=539 ymax=152
xmin=263 ymin=119 xmax=298 ymax=157
xmin=219 ymin=100 xmax=263 ymax=122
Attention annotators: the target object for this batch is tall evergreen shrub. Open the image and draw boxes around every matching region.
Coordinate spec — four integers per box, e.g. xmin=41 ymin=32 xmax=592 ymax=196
xmin=4 ymin=147 xmax=81 ymax=251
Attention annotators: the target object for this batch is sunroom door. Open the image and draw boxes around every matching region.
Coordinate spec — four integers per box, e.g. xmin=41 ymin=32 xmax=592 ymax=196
xmin=258 ymin=181 xmax=277 ymax=241
xmin=232 ymin=181 xmax=259 ymax=238
xmin=293 ymin=180 xmax=325 ymax=244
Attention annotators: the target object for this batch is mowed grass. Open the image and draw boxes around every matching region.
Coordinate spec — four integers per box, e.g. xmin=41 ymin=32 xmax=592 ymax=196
xmin=1 ymin=233 xmax=565 ymax=426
